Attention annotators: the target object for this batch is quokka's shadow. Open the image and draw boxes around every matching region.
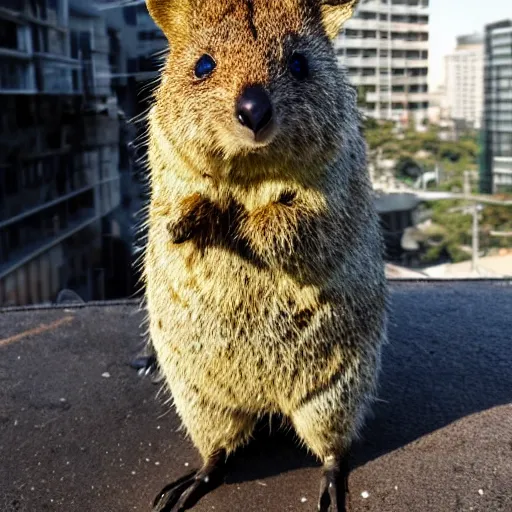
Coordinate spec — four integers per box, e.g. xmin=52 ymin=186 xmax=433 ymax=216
xmin=226 ymin=417 xmax=318 ymax=485
xmin=222 ymin=283 xmax=512 ymax=483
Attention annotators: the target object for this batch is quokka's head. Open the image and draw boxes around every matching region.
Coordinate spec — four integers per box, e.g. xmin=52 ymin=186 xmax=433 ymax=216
xmin=148 ymin=0 xmax=359 ymax=170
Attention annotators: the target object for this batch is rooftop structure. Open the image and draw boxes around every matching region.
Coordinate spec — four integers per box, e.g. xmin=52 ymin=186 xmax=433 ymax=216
xmin=375 ymin=193 xmax=421 ymax=262
xmin=423 ymin=252 xmax=512 ymax=279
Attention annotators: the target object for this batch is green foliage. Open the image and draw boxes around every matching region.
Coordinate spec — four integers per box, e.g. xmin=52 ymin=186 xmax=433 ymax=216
xmin=481 ymin=205 xmax=512 ymax=250
xmin=396 ymin=156 xmax=422 ymax=179
xmin=363 ymin=120 xmax=479 ymax=179
xmin=421 ymin=200 xmax=512 ymax=263
xmin=420 ymin=200 xmax=472 ymax=263
xmin=363 ymin=119 xmax=511 ymax=264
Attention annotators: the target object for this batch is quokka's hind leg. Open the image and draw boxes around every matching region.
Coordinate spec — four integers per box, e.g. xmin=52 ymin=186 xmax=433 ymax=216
xmin=291 ymin=378 xmax=371 ymax=512
xmin=153 ymin=385 xmax=257 ymax=511
xmin=152 ymin=449 xmax=226 ymax=512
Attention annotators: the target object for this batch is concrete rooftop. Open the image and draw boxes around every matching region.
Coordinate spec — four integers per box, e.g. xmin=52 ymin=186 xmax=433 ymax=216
xmin=0 ymin=282 xmax=511 ymax=512
xmin=423 ymin=253 xmax=512 ymax=279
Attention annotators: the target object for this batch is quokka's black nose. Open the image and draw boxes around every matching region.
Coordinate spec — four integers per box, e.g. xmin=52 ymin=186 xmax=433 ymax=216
xmin=236 ymin=85 xmax=273 ymax=140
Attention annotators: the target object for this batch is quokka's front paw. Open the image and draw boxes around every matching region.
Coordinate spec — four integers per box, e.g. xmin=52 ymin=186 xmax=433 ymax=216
xmin=167 ymin=193 xmax=218 ymax=244
xmin=242 ymin=190 xmax=297 ymax=233
xmin=234 ymin=190 xmax=301 ymax=263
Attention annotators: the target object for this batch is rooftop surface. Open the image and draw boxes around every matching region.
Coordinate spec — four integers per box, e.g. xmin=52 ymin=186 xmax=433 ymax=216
xmin=1 ymin=282 xmax=511 ymax=512
xmin=423 ymin=253 xmax=512 ymax=279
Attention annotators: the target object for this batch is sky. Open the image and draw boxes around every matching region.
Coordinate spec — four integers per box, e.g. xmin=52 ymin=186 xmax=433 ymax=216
xmin=429 ymin=0 xmax=511 ymax=89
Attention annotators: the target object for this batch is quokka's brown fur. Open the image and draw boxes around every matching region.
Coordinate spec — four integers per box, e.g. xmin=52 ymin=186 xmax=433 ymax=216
xmin=145 ymin=0 xmax=387 ymax=487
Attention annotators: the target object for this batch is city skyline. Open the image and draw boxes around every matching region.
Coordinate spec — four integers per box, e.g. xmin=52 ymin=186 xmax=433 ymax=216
xmin=429 ymin=0 xmax=510 ymax=88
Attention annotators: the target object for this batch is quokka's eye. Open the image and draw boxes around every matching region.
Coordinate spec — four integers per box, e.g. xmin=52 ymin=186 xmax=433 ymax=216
xmin=289 ymin=52 xmax=309 ymax=80
xmin=194 ymin=54 xmax=216 ymax=80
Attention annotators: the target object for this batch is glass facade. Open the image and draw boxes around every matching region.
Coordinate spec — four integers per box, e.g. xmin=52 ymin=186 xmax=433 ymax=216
xmin=481 ymin=20 xmax=512 ymax=193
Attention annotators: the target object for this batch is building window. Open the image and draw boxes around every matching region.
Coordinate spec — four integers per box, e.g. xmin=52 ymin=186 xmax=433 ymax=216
xmin=360 ymin=11 xmax=377 ymax=20
xmin=0 ymin=58 xmax=31 ymax=91
xmin=0 ymin=20 xmax=19 ymax=51
xmin=28 ymin=0 xmax=47 ymax=20
xmin=363 ymin=30 xmax=377 ymax=39
xmin=123 ymin=6 xmax=137 ymax=26
xmin=127 ymin=58 xmax=137 ymax=73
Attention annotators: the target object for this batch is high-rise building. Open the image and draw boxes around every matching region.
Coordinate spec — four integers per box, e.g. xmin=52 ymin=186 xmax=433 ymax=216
xmin=95 ymin=1 xmax=170 ymax=282
xmin=95 ymin=1 xmax=168 ymax=116
xmin=444 ymin=34 xmax=484 ymax=130
xmin=0 ymin=0 xmax=125 ymax=307
xmin=335 ymin=0 xmax=430 ymax=125
xmin=481 ymin=19 xmax=512 ymax=194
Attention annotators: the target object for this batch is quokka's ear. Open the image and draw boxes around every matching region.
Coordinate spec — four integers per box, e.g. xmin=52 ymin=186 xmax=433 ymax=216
xmin=146 ymin=0 xmax=192 ymax=43
xmin=319 ymin=0 xmax=360 ymax=39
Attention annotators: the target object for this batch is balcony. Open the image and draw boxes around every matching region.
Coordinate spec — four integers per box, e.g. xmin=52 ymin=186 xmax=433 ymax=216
xmin=0 ymin=151 xmax=90 ymax=224
xmin=339 ymin=38 xmax=384 ymax=49
xmin=345 ymin=74 xmax=379 ymax=85
xmin=0 ymin=57 xmax=36 ymax=94
xmin=340 ymin=38 xmax=428 ymax=52
xmin=0 ymin=282 xmax=510 ymax=511
xmin=0 ymin=17 xmax=31 ymax=57
xmin=389 ymin=39 xmax=429 ymax=50
xmin=358 ymin=1 xmax=430 ymax=16
xmin=342 ymin=56 xmax=380 ymax=68
xmin=0 ymin=202 xmax=99 ymax=280
xmin=389 ymin=58 xmax=428 ymax=68
xmin=346 ymin=18 xmax=429 ymax=32
xmin=390 ymin=75 xmax=429 ymax=86
xmin=339 ymin=55 xmax=427 ymax=70
xmin=366 ymin=92 xmax=430 ymax=103
xmin=35 ymin=56 xmax=83 ymax=95
xmin=388 ymin=4 xmax=429 ymax=16
xmin=21 ymin=1 xmax=66 ymax=32
xmin=0 ymin=1 xmax=24 ymax=17
xmin=82 ymin=60 xmax=113 ymax=98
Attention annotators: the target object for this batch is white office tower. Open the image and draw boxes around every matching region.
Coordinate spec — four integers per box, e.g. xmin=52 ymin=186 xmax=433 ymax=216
xmin=444 ymin=34 xmax=484 ymax=130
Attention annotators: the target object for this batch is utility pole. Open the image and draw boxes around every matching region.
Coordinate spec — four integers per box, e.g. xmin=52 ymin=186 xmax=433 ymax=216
xmin=464 ymin=171 xmax=479 ymax=272
xmin=463 ymin=170 xmax=471 ymax=197
xmin=472 ymin=202 xmax=479 ymax=273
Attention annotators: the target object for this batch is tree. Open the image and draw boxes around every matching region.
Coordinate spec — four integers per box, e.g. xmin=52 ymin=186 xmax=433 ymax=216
xmin=396 ymin=156 xmax=422 ymax=180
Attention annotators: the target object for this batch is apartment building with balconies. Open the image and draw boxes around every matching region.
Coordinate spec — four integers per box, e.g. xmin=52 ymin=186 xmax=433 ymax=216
xmin=0 ymin=0 xmax=126 ymax=307
xmin=335 ymin=0 xmax=430 ymax=125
